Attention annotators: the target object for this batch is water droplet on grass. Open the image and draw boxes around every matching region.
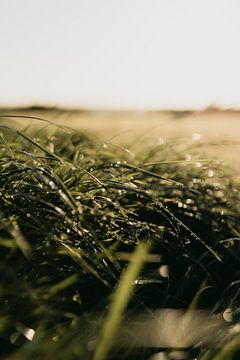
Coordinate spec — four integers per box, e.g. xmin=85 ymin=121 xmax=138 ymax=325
xmin=192 ymin=132 xmax=202 ymax=141
xmin=73 ymin=294 xmax=80 ymax=302
xmin=159 ymin=265 xmax=169 ymax=278
xmin=134 ymin=279 xmax=163 ymax=285
xmin=158 ymin=137 xmax=165 ymax=145
xmin=52 ymin=334 xmax=59 ymax=342
xmin=10 ymin=332 xmax=22 ymax=346
xmin=223 ymin=308 xmax=233 ymax=323
xmin=208 ymin=170 xmax=214 ymax=177
xmin=23 ymin=327 xmax=35 ymax=341
xmin=125 ymin=182 xmax=137 ymax=189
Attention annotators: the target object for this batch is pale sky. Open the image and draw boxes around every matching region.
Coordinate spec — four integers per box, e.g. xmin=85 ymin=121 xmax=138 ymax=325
xmin=1 ymin=0 xmax=240 ymax=109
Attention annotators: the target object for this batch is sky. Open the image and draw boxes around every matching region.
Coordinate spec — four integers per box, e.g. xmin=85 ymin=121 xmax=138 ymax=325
xmin=0 ymin=0 xmax=240 ymax=109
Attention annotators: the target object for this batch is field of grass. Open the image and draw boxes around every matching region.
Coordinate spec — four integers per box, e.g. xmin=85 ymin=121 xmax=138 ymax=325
xmin=0 ymin=112 xmax=240 ymax=360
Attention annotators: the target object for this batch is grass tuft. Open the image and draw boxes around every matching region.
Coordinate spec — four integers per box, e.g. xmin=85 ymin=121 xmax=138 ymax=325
xmin=0 ymin=117 xmax=240 ymax=359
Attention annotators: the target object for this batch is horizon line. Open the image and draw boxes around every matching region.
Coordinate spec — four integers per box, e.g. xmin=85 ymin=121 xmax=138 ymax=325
xmin=1 ymin=103 xmax=240 ymax=113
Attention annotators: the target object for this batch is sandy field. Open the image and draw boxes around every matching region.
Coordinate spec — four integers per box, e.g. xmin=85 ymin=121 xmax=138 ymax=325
xmin=1 ymin=108 xmax=240 ymax=171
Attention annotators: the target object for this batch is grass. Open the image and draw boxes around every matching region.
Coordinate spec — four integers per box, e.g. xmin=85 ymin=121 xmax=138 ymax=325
xmin=0 ymin=116 xmax=240 ymax=359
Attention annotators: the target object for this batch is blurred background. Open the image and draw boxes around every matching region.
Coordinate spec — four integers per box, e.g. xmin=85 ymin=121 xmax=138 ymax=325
xmin=1 ymin=0 xmax=240 ymax=165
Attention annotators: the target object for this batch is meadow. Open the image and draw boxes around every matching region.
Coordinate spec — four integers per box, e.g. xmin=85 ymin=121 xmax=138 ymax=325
xmin=0 ymin=109 xmax=240 ymax=360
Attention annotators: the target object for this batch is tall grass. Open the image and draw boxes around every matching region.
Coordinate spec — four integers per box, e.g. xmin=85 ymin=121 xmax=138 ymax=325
xmin=0 ymin=117 xmax=240 ymax=359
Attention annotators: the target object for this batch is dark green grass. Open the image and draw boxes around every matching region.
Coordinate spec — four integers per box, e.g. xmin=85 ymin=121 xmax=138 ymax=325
xmin=0 ymin=118 xmax=240 ymax=359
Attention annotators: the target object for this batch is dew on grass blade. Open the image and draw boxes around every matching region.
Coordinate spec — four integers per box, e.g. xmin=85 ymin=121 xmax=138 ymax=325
xmin=10 ymin=332 xmax=22 ymax=346
xmin=134 ymin=279 xmax=163 ymax=284
xmin=159 ymin=265 xmax=169 ymax=278
xmin=192 ymin=132 xmax=202 ymax=141
xmin=208 ymin=170 xmax=214 ymax=177
xmin=52 ymin=334 xmax=59 ymax=342
xmin=158 ymin=137 xmax=165 ymax=145
xmin=23 ymin=327 xmax=35 ymax=341
xmin=223 ymin=308 xmax=233 ymax=323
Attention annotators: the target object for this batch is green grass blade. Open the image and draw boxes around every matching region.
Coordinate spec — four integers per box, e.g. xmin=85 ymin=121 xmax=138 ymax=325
xmin=93 ymin=242 xmax=149 ymax=360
